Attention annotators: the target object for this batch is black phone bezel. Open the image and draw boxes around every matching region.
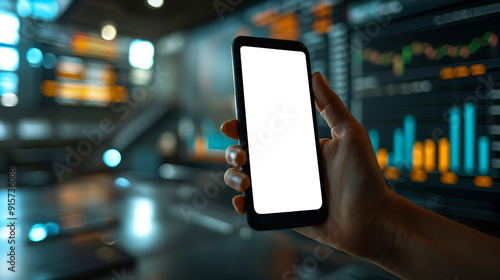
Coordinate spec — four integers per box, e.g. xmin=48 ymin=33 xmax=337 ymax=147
xmin=231 ymin=36 xmax=328 ymax=230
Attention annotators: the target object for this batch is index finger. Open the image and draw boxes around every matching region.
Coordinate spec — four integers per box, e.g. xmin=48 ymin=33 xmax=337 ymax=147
xmin=221 ymin=119 xmax=239 ymax=140
xmin=312 ymin=72 xmax=354 ymax=129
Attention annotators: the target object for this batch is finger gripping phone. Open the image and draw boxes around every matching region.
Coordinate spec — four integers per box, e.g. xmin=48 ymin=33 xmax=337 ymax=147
xmin=232 ymin=36 xmax=327 ymax=230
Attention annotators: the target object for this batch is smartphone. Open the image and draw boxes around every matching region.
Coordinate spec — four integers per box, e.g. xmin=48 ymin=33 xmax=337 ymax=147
xmin=232 ymin=36 xmax=327 ymax=230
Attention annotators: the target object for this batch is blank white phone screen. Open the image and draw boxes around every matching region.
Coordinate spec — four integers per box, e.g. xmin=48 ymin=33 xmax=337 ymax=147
xmin=240 ymin=46 xmax=322 ymax=214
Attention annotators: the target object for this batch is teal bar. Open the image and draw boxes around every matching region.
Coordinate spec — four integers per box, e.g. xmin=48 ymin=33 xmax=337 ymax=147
xmin=393 ymin=128 xmax=404 ymax=168
xmin=404 ymin=115 xmax=416 ymax=169
xmin=449 ymin=107 xmax=461 ymax=173
xmin=464 ymin=103 xmax=475 ymax=174
xmin=368 ymin=129 xmax=380 ymax=154
xmin=478 ymin=136 xmax=490 ymax=175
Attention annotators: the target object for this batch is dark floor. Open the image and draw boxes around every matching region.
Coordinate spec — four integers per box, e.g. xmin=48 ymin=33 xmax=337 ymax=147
xmin=0 ymin=170 xmax=399 ymax=280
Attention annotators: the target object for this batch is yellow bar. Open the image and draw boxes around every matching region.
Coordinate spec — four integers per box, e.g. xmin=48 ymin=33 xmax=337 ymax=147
xmin=438 ymin=138 xmax=450 ymax=173
xmin=377 ymin=148 xmax=388 ymax=169
xmin=413 ymin=141 xmax=424 ymax=170
xmin=424 ymin=139 xmax=436 ymax=173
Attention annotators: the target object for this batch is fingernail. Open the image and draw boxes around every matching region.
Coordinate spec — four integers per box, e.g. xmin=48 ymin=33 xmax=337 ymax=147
xmin=229 ymin=149 xmax=238 ymax=164
xmin=230 ymin=172 xmax=244 ymax=190
xmin=313 ymin=71 xmax=323 ymax=81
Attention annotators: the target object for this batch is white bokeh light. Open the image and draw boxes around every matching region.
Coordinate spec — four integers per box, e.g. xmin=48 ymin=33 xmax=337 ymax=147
xmin=132 ymin=198 xmax=153 ymax=236
xmin=0 ymin=47 xmax=19 ymax=71
xmin=147 ymin=0 xmax=164 ymax=8
xmin=129 ymin=39 xmax=154 ymax=69
xmin=1 ymin=93 xmax=18 ymax=107
xmin=0 ymin=11 xmax=20 ymax=46
xmin=101 ymin=23 xmax=117 ymax=41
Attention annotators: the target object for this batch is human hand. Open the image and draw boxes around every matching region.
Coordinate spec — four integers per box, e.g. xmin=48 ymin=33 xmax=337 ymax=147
xmin=221 ymin=72 xmax=394 ymax=259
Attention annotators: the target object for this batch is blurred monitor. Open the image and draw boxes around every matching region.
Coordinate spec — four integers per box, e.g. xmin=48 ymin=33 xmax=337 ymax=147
xmin=176 ymin=0 xmax=500 ymax=223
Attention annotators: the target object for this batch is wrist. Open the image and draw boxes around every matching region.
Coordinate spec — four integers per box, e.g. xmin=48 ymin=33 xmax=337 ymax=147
xmin=362 ymin=188 xmax=402 ymax=264
xmin=363 ymin=190 xmax=426 ymax=279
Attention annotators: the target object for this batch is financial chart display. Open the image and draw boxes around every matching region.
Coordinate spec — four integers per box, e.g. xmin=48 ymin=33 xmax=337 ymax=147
xmin=179 ymin=0 xmax=500 ymax=215
xmin=348 ymin=0 xmax=500 ymax=192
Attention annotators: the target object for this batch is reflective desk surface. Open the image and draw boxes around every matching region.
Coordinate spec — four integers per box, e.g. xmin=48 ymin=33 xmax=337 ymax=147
xmin=0 ymin=172 xmax=399 ymax=280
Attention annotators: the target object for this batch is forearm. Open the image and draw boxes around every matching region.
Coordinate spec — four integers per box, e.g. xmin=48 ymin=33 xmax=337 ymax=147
xmin=368 ymin=191 xmax=500 ymax=280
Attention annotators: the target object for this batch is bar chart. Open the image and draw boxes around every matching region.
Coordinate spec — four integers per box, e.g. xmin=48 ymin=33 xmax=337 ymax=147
xmin=368 ymin=102 xmax=494 ymax=188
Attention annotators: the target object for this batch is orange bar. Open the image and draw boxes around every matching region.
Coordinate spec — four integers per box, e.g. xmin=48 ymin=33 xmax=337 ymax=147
xmin=194 ymin=136 xmax=207 ymax=157
xmin=441 ymin=171 xmax=458 ymax=185
xmin=413 ymin=141 xmax=424 ymax=170
xmin=424 ymin=139 xmax=436 ymax=173
xmin=384 ymin=167 xmax=400 ymax=180
xmin=474 ymin=176 xmax=493 ymax=188
xmin=439 ymin=67 xmax=454 ymax=79
xmin=470 ymin=64 xmax=486 ymax=76
xmin=410 ymin=169 xmax=427 ymax=182
xmin=438 ymin=138 xmax=450 ymax=173
xmin=41 ymin=80 xmax=57 ymax=97
xmin=377 ymin=148 xmax=388 ymax=169
xmin=454 ymin=65 xmax=469 ymax=78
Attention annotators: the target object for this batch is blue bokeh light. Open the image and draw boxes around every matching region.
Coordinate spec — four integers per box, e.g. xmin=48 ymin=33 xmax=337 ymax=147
xmin=0 ymin=72 xmax=19 ymax=95
xmin=43 ymin=52 xmax=57 ymax=69
xmin=103 ymin=149 xmax=121 ymax=167
xmin=115 ymin=177 xmax=131 ymax=188
xmin=17 ymin=0 xmax=59 ymax=21
xmin=16 ymin=0 xmax=32 ymax=17
xmin=44 ymin=222 xmax=60 ymax=236
xmin=29 ymin=223 xmax=47 ymax=242
xmin=27 ymin=47 xmax=43 ymax=66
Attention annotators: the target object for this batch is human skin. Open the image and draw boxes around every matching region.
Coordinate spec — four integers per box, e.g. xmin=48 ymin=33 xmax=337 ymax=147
xmin=221 ymin=72 xmax=500 ymax=279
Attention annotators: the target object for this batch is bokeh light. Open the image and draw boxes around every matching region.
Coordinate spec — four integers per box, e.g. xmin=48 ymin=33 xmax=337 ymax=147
xmin=0 ymin=120 xmax=10 ymax=140
xmin=27 ymin=47 xmax=43 ymax=67
xmin=132 ymin=198 xmax=153 ymax=236
xmin=101 ymin=23 xmax=117 ymax=41
xmin=1 ymin=93 xmax=19 ymax=107
xmin=147 ymin=0 xmax=164 ymax=8
xmin=16 ymin=0 xmax=32 ymax=17
xmin=103 ymin=149 xmax=121 ymax=167
xmin=43 ymin=52 xmax=57 ymax=69
xmin=21 ymin=0 xmax=59 ymax=21
xmin=29 ymin=223 xmax=47 ymax=242
xmin=0 ymin=11 xmax=20 ymax=45
xmin=129 ymin=39 xmax=154 ymax=69
xmin=0 ymin=47 xmax=20 ymax=71
xmin=0 ymin=72 xmax=18 ymax=94
xmin=114 ymin=177 xmax=131 ymax=188
xmin=45 ymin=222 xmax=60 ymax=236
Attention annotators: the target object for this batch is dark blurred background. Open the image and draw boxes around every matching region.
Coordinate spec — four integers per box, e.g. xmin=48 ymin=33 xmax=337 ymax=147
xmin=0 ymin=0 xmax=499 ymax=279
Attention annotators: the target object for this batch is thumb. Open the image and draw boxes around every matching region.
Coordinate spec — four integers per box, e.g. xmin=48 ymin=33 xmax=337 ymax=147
xmin=312 ymin=72 xmax=354 ymax=130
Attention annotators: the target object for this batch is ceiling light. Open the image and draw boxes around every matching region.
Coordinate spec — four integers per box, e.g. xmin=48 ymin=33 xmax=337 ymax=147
xmin=147 ymin=0 xmax=164 ymax=9
xmin=101 ymin=23 xmax=117 ymax=41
